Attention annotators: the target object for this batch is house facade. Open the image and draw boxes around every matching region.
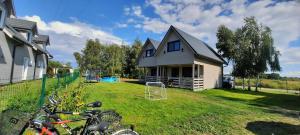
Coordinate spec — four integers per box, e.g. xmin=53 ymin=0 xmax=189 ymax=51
xmin=138 ymin=26 xmax=225 ymax=90
xmin=0 ymin=0 xmax=52 ymax=84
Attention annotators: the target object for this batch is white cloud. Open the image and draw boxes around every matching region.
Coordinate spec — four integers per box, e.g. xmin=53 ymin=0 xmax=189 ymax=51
xmin=23 ymin=15 xmax=124 ymax=45
xmin=22 ymin=15 xmax=125 ymax=65
xmin=115 ymin=23 xmax=128 ymax=28
xmin=126 ymin=0 xmax=300 ymax=76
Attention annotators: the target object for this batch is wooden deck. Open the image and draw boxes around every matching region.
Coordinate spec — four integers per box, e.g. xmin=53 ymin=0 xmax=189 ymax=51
xmin=143 ymin=76 xmax=204 ymax=90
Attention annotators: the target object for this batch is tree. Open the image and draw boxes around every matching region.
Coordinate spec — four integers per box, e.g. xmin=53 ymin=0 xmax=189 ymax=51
xmin=129 ymin=38 xmax=143 ymax=78
xmin=216 ymin=16 xmax=281 ymax=91
xmin=241 ymin=17 xmax=281 ymax=91
xmin=73 ymin=52 xmax=83 ymax=73
xmin=73 ymin=38 xmax=144 ymax=78
xmin=216 ymin=25 xmax=235 ymax=63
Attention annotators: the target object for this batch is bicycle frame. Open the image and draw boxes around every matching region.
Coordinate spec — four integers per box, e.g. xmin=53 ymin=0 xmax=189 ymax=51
xmin=45 ymin=105 xmax=101 ymax=135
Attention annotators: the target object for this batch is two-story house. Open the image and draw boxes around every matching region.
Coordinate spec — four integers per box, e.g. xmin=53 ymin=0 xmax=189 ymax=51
xmin=138 ymin=26 xmax=226 ymax=91
xmin=0 ymin=0 xmax=52 ymax=84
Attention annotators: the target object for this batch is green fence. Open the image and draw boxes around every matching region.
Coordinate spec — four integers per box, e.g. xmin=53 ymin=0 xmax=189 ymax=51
xmin=0 ymin=72 xmax=80 ymax=112
xmin=0 ymin=72 xmax=79 ymax=134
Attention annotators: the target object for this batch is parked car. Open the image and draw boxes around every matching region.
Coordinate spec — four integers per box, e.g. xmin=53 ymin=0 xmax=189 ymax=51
xmin=223 ymin=75 xmax=234 ymax=88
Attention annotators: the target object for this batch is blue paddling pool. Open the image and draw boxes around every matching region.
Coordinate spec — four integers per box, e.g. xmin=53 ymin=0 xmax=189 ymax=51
xmin=101 ymin=77 xmax=119 ymax=83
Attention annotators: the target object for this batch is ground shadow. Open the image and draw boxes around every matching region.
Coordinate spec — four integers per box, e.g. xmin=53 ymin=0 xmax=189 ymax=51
xmin=123 ymin=80 xmax=144 ymax=85
xmin=220 ymin=89 xmax=300 ymax=111
xmin=246 ymin=121 xmax=300 ymax=135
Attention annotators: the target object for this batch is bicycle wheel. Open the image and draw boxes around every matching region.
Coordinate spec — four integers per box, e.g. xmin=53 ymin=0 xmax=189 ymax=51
xmin=98 ymin=110 xmax=122 ymax=126
xmin=111 ymin=129 xmax=139 ymax=135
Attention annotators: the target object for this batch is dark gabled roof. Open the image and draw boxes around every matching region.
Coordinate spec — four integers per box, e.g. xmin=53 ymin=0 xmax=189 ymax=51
xmin=4 ymin=24 xmax=35 ymax=48
xmin=148 ymin=38 xmax=160 ymax=49
xmin=137 ymin=38 xmax=160 ymax=61
xmin=4 ymin=24 xmax=52 ymax=58
xmin=33 ymin=35 xmax=50 ymax=45
xmin=172 ymin=26 xmax=225 ymax=64
xmin=5 ymin=18 xmax=38 ymax=34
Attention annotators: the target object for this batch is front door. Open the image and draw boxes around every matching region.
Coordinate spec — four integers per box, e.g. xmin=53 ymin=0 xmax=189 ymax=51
xmin=22 ymin=57 xmax=29 ymax=80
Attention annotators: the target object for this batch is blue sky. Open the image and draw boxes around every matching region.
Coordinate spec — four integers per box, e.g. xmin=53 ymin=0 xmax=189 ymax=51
xmin=15 ymin=0 xmax=300 ymax=77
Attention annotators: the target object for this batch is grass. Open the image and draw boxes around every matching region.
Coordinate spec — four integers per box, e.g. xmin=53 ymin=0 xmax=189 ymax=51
xmin=235 ymin=78 xmax=300 ymax=90
xmin=76 ymin=81 xmax=300 ymax=135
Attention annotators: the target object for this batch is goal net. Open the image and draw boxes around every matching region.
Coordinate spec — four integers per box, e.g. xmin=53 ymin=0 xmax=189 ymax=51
xmin=145 ymin=82 xmax=167 ymax=100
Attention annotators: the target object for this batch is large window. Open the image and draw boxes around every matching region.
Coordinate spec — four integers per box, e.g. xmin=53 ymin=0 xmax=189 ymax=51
xmin=145 ymin=49 xmax=154 ymax=57
xmin=167 ymin=40 xmax=180 ymax=52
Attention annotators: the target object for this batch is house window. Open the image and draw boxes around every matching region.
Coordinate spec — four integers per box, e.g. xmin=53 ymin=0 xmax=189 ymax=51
xmin=145 ymin=49 xmax=154 ymax=57
xmin=167 ymin=40 xmax=180 ymax=52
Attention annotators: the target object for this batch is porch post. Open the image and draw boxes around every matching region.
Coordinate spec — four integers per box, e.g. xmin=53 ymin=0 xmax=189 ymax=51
xmin=192 ymin=64 xmax=195 ymax=90
xmin=162 ymin=66 xmax=165 ymax=82
xmin=143 ymin=67 xmax=146 ymax=82
xmin=179 ymin=65 xmax=182 ymax=87
xmin=156 ymin=66 xmax=159 ymax=82
xmin=197 ymin=64 xmax=200 ymax=78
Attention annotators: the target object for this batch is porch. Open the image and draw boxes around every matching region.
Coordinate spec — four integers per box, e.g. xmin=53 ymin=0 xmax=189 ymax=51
xmin=142 ymin=64 xmax=204 ymax=90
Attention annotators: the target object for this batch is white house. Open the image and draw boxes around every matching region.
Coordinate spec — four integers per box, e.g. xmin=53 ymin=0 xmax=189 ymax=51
xmin=138 ymin=26 xmax=226 ymax=91
xmin=0 ymin=0 xmax=52 ymax=84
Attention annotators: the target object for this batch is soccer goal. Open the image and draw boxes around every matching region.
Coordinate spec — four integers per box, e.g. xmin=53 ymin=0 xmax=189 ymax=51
xmin=145 ymin=82 xmax=167 ymax=100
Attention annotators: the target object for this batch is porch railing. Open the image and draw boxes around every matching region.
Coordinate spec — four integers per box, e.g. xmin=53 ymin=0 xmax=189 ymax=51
xmin=144 ymin=76 xmax=203 ymax=89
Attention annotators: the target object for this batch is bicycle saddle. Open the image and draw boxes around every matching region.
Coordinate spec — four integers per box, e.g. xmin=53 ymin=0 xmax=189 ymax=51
xmin=85 ymin=101 xmax=102 ymax=108
xmin=87 ymin=121 xmax=109 ymax=132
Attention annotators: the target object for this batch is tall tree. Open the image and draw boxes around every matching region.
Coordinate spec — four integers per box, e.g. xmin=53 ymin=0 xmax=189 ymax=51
xmin=216 ymin=25 xmax=235 ymax=63
xmin=131 ymin=39 xmax=143 ymax=78
xmin=73 ymin=52 xmax=83 ymax=73
xmin=241 ymin=17 xmax=281 ymax=91
xmin=216 ymin=16 xmax=281 ymax=91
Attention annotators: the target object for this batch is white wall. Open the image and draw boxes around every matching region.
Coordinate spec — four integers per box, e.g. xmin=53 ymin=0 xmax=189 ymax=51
xmin=195 ymin=58 xmax=223 ymax=89
xmin=156 ymin=30 xmax=194 ymax=65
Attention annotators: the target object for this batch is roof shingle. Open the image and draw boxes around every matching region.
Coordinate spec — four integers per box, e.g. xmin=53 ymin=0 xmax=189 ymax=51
xmin=172 ymin=26 xmax=225 ymax=63
xmin=6 ymin=18 xmax=38 ymax=34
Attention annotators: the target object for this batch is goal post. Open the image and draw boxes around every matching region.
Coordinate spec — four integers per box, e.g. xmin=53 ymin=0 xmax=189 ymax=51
xmin=145 ymin=82 xmax=167 ymax=100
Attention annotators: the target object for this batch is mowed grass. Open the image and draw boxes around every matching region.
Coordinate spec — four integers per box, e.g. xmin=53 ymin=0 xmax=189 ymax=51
xmin=82 ymin=81 xmax=300 ymax=135
xmin=236 ymin=78 xmax=300 ymax=90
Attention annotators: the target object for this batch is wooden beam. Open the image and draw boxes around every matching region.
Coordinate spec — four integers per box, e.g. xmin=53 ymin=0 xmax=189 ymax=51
xmin=192 ymin=64 xmax=195 ymax=90
xmin=156 ymin=66 xmax=159 ymax=82
xmin=197 ymin=64 xmax=200 ymax=78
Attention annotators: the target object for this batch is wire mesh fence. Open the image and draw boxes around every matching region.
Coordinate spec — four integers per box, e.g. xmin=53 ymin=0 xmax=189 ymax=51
xmin=0 ymin=72 xmax=80 ymax=134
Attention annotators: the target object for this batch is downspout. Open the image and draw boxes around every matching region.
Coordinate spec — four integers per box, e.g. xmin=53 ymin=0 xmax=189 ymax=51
xmin=33 ymin=52 xmax=38 ymax=80
xmin=10 ymin=45 xmax=17 ymax=84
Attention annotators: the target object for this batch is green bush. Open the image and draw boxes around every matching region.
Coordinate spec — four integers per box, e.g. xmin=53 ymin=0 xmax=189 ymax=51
xmin=57 ymin=81 xmax=87 ymax=112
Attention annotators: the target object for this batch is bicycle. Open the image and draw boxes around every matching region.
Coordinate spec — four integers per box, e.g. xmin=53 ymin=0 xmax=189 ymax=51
xmin=45 ymin=93 xmax=138 ymax=135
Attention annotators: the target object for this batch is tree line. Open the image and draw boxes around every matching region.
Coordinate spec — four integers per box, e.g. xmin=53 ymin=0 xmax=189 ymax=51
xmin=73 ymin=38 xmax=143 ymax=78
xmin=216 ymin=16 xmax=281 ymax=91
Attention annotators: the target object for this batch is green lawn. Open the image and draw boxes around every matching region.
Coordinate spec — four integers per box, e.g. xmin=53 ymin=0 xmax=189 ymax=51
xmin=80 ymin=81 xmax=300 ymax=135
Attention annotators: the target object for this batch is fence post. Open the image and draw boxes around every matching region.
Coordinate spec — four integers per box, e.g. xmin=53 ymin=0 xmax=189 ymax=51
xmin=39 ymin=74 xmax=47 ymax=108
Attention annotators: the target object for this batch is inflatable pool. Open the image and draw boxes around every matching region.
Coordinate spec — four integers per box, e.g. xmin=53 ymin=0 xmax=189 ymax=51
xmin=101 ymin=77 xmax=118 ymax=83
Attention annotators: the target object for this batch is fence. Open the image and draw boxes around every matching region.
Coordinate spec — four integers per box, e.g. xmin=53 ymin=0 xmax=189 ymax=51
xmin=0 ymin=72 xmax=79 ymax=134
xmin=0 ymin=72 xmax=79 ymax=112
